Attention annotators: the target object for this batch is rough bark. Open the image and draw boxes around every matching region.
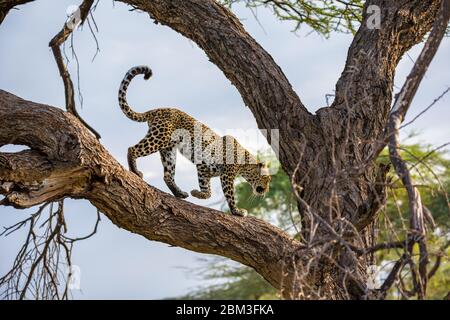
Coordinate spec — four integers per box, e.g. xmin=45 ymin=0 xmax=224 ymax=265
xmin=313 ymin=0 xmax=442 ymax=229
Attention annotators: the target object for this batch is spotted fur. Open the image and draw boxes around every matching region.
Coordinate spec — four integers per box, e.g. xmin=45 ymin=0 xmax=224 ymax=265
xmin=118 ymin=66 xmax=271 ymax=217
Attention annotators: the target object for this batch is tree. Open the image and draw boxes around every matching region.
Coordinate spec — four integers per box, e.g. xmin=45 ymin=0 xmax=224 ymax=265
xmin=1 ymin=0 xmax=449 ymax=299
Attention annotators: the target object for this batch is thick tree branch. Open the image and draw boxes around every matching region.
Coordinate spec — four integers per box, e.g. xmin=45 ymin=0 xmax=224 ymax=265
xmin=299 ymin=0 xmax=443 ymax=231
xmin=326 ymin=0 xmax=441 ymax=137
xmin=0 ymin=89 xmax=302 ymax=293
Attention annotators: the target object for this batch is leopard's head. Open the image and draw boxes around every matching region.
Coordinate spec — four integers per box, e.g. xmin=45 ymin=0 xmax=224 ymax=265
xmin=241 ymin=162 xmax=272 ymax=196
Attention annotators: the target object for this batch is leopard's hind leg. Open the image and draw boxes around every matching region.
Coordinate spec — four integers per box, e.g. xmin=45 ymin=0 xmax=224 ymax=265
xmin=160 ymin=146 xmax=188 ymax=199
xmin=128 ymin=122 xmax=173 ymax=178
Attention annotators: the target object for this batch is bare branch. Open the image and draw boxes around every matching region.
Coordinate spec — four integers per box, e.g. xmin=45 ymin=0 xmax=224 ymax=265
xmin=48 ymin=0 xmax=101 ymax=139
xmin=378 ymin=254 xmax=407 ymax=297
xmin=360 ymin=240 xmax=407 ymax=256
xmin=401 ymin=86 xmax=450 ymax=129
xmin=0 ymin=201 xmax=77 ymax=300
xmin=386 ymin=0 xmax=450 ymax=299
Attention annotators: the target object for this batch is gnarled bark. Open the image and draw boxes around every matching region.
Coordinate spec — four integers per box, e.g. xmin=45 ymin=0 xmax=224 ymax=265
xmin=311 ymin=0 xmax=441 ymax=229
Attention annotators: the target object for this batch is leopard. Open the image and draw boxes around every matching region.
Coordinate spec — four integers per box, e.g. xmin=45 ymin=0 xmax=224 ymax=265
xmin=118 ymin=65 xmax=271 ymax=217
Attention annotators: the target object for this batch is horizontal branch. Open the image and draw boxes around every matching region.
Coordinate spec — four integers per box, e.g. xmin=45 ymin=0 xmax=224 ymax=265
xmin=0 ymin=89 xmax=302 ymax=292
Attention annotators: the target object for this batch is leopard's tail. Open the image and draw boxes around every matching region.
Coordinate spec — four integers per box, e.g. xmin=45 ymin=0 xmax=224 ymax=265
xmin=118 ymin=66 xmax=153 ymax=122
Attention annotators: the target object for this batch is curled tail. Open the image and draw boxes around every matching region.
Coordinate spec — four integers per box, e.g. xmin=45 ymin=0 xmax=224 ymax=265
xmin=118 ymin=65 xmax=153 ymax=122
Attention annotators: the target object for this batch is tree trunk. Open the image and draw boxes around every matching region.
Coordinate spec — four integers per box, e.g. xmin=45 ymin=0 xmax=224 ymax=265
xmin=0 ymin=0 xmax=443 ymax=299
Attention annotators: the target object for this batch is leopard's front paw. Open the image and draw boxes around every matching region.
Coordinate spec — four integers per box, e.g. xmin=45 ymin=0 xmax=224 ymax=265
xmin=190 ymin=190 xmax=211 ymax=199
xmin=231 ymin=208 xmax=248 ymax=217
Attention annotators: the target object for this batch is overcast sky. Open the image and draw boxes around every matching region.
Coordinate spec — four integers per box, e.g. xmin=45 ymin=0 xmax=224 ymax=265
xmin=0 ymin=0 xmax=449 ymax=299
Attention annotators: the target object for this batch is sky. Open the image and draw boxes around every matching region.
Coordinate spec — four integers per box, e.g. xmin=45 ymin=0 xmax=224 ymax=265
xmin=0 ymin=0 xmax=449 ymax=299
